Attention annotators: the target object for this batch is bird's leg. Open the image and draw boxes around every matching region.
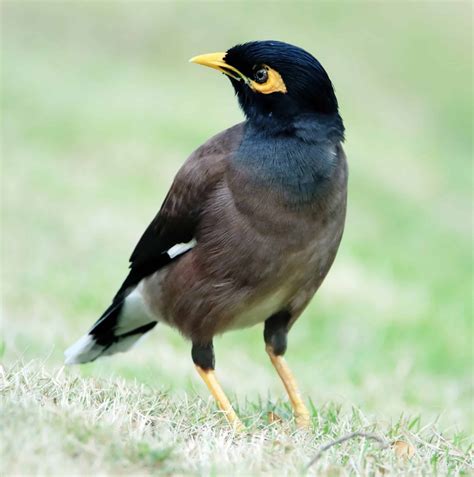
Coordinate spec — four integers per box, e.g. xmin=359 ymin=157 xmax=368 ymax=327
xmin=192 ymin=341 xmax=244 ymax=431
xmin=264 ymin=311 xmax=311 ymax=429
xmin=266 ymin=348 xmax=311 ymax=428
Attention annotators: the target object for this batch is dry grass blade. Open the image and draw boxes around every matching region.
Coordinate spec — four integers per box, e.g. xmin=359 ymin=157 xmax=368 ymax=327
xmin=1 ymin=362 xmax=471 ymax=475
xmin=306 ymin=431 xmax=389 ymax=469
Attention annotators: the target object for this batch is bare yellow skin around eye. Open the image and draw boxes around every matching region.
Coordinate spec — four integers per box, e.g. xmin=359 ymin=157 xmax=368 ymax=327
xmin=249 ymin=66 xmax=287 ymax=95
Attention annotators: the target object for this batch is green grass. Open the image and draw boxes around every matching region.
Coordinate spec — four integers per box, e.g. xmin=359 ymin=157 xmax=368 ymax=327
xmin=1 ymin=1 xmax=473 ymax=475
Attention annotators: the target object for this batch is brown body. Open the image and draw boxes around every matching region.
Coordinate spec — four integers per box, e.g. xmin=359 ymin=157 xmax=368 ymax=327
xmin=142 ymin=123 xmax=348 ymax=344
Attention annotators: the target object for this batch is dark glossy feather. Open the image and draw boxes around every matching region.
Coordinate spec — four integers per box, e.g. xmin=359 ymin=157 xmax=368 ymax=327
xmin=121 ymin=122 xmax=245 ymax=297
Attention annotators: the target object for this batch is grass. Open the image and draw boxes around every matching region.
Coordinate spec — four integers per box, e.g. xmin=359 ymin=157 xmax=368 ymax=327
xmin=1 ymin=1 xmax=473 ymax=475
xmin=1 ymin=361 xmax=472 ymax=476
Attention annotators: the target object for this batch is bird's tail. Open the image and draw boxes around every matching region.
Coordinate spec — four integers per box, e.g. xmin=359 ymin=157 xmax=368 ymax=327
xmin=64 ymin=285 xmax=158 ymax=365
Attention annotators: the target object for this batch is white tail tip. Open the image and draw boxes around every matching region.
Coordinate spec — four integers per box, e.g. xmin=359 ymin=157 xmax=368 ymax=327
xmin=64 ymin=334 xmax=96 ymax=365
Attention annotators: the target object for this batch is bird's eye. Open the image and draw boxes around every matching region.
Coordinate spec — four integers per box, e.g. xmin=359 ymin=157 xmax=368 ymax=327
xmin=254 ymin=67 xmax=268 ymax=84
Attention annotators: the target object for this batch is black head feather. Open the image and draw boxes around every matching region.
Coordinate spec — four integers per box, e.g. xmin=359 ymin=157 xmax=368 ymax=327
xmin=224 ymin=40 xmax=339 ymax=120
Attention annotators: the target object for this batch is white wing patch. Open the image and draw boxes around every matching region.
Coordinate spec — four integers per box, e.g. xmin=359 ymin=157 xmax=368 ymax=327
xmin=167 ymin=239 xmax=197 ymax=259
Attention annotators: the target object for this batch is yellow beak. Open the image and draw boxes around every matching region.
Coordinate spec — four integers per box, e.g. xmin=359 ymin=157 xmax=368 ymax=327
xmin=189 ymin=52 xmax=248 ymax=82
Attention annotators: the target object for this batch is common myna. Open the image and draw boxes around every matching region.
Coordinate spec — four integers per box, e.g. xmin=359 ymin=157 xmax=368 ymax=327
xmin=65 ymin=40 xmax=347 ymax=429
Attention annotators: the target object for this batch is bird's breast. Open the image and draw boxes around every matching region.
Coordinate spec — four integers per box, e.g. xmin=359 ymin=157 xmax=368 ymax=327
xmin=146 ymin=142 xmax=347 ymax=342
xmin=228 ymin=286 xmax=290 ymax=331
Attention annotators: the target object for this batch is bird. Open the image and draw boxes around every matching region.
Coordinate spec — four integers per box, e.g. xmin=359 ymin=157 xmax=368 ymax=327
xmin=65 ymin=40 xmax=347 ymax=430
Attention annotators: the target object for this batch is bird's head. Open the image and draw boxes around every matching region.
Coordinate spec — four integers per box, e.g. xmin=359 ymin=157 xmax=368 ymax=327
xmin=190 ymin=40 xmax=339 ymax=121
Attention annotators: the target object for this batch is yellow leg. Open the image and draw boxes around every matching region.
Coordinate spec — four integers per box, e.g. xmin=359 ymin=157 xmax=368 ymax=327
xmin=195 ymin=366 xmax=244 ymax=431
xmin=266 ymin=346 xmax=311 ymax=429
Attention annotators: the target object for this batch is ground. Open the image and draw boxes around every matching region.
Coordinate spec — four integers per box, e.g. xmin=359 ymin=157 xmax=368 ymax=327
xmin=1 ymin=2 xmax=472 ymax=475
xmin=2 ymin=362 xmax=471 ymax=475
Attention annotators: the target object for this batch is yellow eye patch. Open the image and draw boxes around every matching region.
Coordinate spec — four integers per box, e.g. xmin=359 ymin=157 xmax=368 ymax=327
xmin=249 ymin=66 xmax=287 ymax=95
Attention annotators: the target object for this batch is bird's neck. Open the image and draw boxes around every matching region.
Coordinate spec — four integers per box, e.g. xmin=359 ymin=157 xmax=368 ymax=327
xmin=231 ymin=113 xmax=344 ymax=205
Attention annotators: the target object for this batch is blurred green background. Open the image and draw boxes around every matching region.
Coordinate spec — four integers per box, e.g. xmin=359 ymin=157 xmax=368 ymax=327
xmin=2 ymin=2 xmax=472 ymax=432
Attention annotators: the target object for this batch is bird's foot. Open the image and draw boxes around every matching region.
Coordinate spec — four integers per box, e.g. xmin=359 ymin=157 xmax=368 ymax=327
xmin=229 ymin=416 xmax=246 ymax=433
xmin=295 ymin=409 xmax=311 ymax=430
xmin=220 ymin=402 xmax=245 ymax=433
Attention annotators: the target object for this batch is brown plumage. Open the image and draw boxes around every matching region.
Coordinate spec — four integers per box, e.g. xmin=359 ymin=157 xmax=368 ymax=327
xmin=142 ymin=123 xmax=347 ymax=344
xmin=65 ymin=40 xmax=347 ymax=429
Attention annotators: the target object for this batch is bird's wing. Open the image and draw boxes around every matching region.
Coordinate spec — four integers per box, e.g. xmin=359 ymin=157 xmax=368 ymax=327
xmin=64 ymin=122 xmax=245 ymax=365
xmin=116 ymin=122 xmax=245 ymax=298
